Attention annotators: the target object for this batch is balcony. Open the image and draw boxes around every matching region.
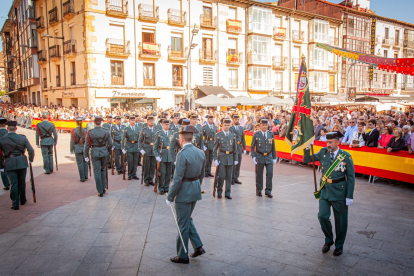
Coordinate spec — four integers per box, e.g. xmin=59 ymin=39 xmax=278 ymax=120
xmin=27 ymin=6 xmax=36 ymax=19
xmin=172 ymin=76 xmax=183 ymax=87
xmin=227 ymin=19 xmax=242 ymax=34
xmin=200 ymin=15 xmax=217 ymax=29
xmin=70 ymin=73 xmax=76 ymax=85
xmin=144 ymin=78 xmax=155 ymax=86
xmin=292 ymin=30 xmax=304 ymax=43
xmin=273 ymin=27 xmax=286 ymax=40
xmin=167 ymin=45 xmax=187 ymax=62
xmin=106 ymin=38 xmax=130 ymax=56
xmin=63 ymin=0 xmax=75 ymax=19
xmin=139 ymin=42 xmax=161 ymax=59
xmin=38 ymin=50 xmax=47 ymax=63
xmin=402 ymin=82 xmax=414 ymax=90
xmin=272 ymin=56 xmax=287 ymax=70
xmin=328 ymin=62 xmax=339 ymax=73
xmin=48 ymin=7 xmax=58 ymax=25
xmin=5 ymin=41 xmax=12 ymax=53
xmin=404 ymin=39 xmax=414 ymax=49
xmin=43 ymin=78 xmax=47 ymax=89
xmin=199 ymin=49 xmax=217 ymax=64
xmin=56 ymin=76 xmax=61 ymax=87
xmin=329 ymin=36 xmax=339 ymax=46
xmin=49 ymin=45 xmax=61 ymax=60
xmin=167 ymin=9 xmax=186 ymax=27
xmin=6 ymin=59 xmax=14 ymax=69
xmin=138 ymin=3 xmax=159 ymax=22
xmin=292 ymin=58 xmax=300 ymax=70
xmin=226 ymin=51 xmax=243 ymax=66
xmin=309 ymin=31 xmax=328 ymax=44
xmin=9 ymin=81 xmax=15 ymax=90
xmin=248 ymin=80 xmax=271 ymax=91
xmin=106 ymin=0 xmax=128 ymax=17
xmin=248 ymin=51 xmax=271 ymax=66
xmin=36 ymin=16 xmax=45 ymax=30
xmin=111 ymin=74 xmax=124 ymax=85
xmin=63 ymin=39 xmax=76 ymax=55
xmin=394 ymin=38 xmax=403 ymax=48
xmin=382 ymin=38 xmax=392 ymax=47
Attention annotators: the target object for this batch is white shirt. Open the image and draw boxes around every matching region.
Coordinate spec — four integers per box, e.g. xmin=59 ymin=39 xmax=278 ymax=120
xmin=223 ymin=131 xmax=229 ymax=136
xmin=330 ymin=147 xmax=340 ymax=160
xmin=262 ymin=131 xmax=267 ymax=138
xmin=183 ymin=142 xmax=192 ymax=148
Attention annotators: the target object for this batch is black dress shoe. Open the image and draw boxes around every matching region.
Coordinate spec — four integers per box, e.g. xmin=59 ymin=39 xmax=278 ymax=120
xmin=11 ymin=206 xmax=19 ymax=210
xmin=225 ymin=196 xmax=232 ymax=200
xmin=20 ymin=200 xmax=27 ymax=205
xmin=204 ymin=174 xmax=209 ymax=178
xmin=144 ymin=183 xmax=150 ymax=187
xmin=322 ymin=242 xmax=334 ymax=253
xmin=80 ymin=180 xmax=85 ymax=182
xmin=98 ymin=193 xmax=103 ymax=197
xmin=85 ymin=177 xmax=88 ymax=180
xmin=170 ymin=256 xmax=189 ymax=264
xmin=149 ymin=181 xmax=155 ymax=186
xmin=217 ymin=195 xmax=222 ymax=199
xmin=132 ymin=176 xmax=139 ymax=180
xmin=231 ymin=180 xmax=235 ymax=185
xmin=201 ymin=190 xmax=206 ymax=194
xmin=208 ymin=173 xmax=214 ymax=177
xmin=50 ymin=170 xmax=53 ymax=173
xmin=3 ymin=187 xmax=9 ymax=190
xmin=257 ymin=191 xmax=262 ymax=197
xmin=45 ymin=172 xmax=50 ymax=175
xmin=266 ymin=194 xmax=273 ymax=198
xmin=128 ymin=176 xmax=132 ymax=180
xmin=159 ymin=191 xmax=165 ymax=195
xmin=103 ymin=189 xmax=106 ymax=194
xmin=234 ymin=180 xmax=242 ymax=184
xmin=333 ymin=248 xmax=343 ymax=256
xmin=117 ymin=172 xmax=122 ymax=175
xmin=190 ymin=247 xmax=206 ymax=258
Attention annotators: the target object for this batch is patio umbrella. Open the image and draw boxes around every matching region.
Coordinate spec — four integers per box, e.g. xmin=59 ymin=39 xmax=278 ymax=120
xmin=195 ymin=95 xmax=237 ymax=107
xmin=259 ymin=96 xmax=286 ymax=105
xmin=234 ymin=96 xmax=265 ymax=106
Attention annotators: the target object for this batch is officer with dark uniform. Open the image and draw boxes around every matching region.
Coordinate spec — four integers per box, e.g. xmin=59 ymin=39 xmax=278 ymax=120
xmin=166 ymin=124 xmax=205 ymax=264
xmin=250 ymin=119 xmax=276 ymax=198
xmin=138 ymin=115 xmax=157 ymax=186
xmin=303 ymin=131 xmax=355 ymax=256
xmin=213 ymin=118 xmax=238 ymax=199
xmin=154 ymin=119 xmax=173 ymax=194
xmin=122 ymin=114 xmax=130 ymax=128
xmin=170 ymin=118 xmax=189 ymax=167
xmin=103 ymin=115 xmax=114 ymax=169
xmin=0 ymin=121 xmax=34 ymax=210
xmin=35 ymin=112 xmax=58 ymax=174
xmin=0 ymin=118 xmax=10 ymax=190
xmin=84 ymin=116 xmax=113 ymax=197
xmin=202 ymin=115 xmax=217 ymax=177
xmin=70 ymin=117 xmax=89 ymax=182
xmin=134 ymin=115 xmax=144 ymax=166
xmin=111 ymin=116 xmax=125 ymax=175
xmin=230 ymin=114 xmax=247 ymax=184
xmin=170 ymin=113 xmax=181 ymax=133
xmin=189 ymin=114 xmax=204 ymax=150
xmin=122 ymin=116 xmax=140 ymax=180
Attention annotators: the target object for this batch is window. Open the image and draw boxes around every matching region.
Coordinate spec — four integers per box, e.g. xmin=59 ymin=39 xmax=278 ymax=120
xmin=143 ymin=63 xmax=155 ymax=86
xmin=329 ymin=27 xmax=336 ymax=45
xmin=250 ymin=7 xmax=272 ymax=34
xmin=70 ymin=62 xmax=76 ymax=85
xmin=229 ymin=69 xmax=237 ymax=88
xmin=275 ymin=72 xmax=282 ymax=90
xmin=313 ymin=47 xmax=328 ymax=69
xmin=274 ymin=44 xmax=282 ymax=66
xmin=313 ymin=72 xmax=327 ymax=91
xmin=142 ymin=30 xmax=155 ymax=43
xmin=274 ymin=17 xmax=281 ymax=29
xmin=249 ymin=35 xmax=271 ymax=64
xmin=385 ymin=27 xmax=389 ymax=39
xmin=228 ymin=38 xmax=237 ymax=54
xmin=384 ymin=50 xmax=388 ymax=57
xmin=56 ymin=64 xmax=61 ymax=86
xmin=313 ymin=19 xmax=328 ymax=43
xmin=202 ymin=6 xmax=213 ymax=26
xmin=111 ymin=61 xmax=124 ymax=85
xmin=228 ymin=7 xmax=236 ymax=20
xmin=202 ymin=37 xmax=213 ymax=60
xmin=172 ymin=65 xmax=183 ymax=87
xmin=249 ymin=67 xmax=271 ymax=90
xmin=329 ymin=75 xmax=335 ymax=92
xmin=171 ymin=34 xmax=182 ymax=56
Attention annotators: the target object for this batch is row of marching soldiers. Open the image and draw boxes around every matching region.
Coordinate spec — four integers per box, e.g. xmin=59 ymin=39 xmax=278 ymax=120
xmin=69 ymin=111 xmax=277 ymax=199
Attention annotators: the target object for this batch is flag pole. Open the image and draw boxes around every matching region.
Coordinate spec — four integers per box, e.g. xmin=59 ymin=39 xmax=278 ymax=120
xmin=310 ymin=145 xmax=318 ymax=193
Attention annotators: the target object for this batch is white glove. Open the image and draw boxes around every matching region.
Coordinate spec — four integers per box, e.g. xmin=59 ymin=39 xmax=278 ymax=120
xmin=203 ymin=146 xmax=207 ymax=151
xmin=346 ymin=198 xmax=353 ymax=206
xmin=273 ymin=159 xmax=277 ymax=164
xmin=166 ymin=199 xmax=174 ymax=207
xmin=37 ymin=145 xmax=40 ymax=148
xmin=174 ymin=162 xmax=176 ymax=165
xmin=140 ymin=150 xmax=146 ymax=155
xmin=122 ymin=149 xmax=127 ymax=154
xmin=214 ymin=160 xmax=220 ymax=166
xmin=253 ymin=157 xmax=258 ymax=165
xmin=156 ymin=156 xmax=162 ymax=162
xmin=112 ymin=146 xmax=115 ymax=151
xmin=244 ymin=150 xmax=247 ymax=155
xmin=0 ymin=169 xmax=4 ymax=172
xmin=85 ymin=157 xmax=89 ymax=162
xmin=234 ymin=161 xmax=238 ymax=165
xmin=70 ymin=151 xmax=74 ymax=155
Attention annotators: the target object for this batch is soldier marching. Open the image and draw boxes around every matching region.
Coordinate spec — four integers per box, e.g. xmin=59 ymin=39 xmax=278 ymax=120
xmin=122 ymin=116 xmax=140 ymax=180
xmin=35 ymin=112 xmax=58 ymax=175
xmin=70 ymin=117 xmax=89 ymax=182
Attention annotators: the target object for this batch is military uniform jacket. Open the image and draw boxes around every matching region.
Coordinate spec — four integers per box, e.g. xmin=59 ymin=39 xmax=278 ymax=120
xmin=86 ymin=122 xmax=95 ymax=131
xmin=70 ymin=126 xmax=87 ymax=154
xmin=167 ymin=144 xmax=204 ymax=203
xmin=230 ymin=125 xmax=246 ymax=153
xmin=169 ymin=131 xmax=181 ymax=162
xmin=122 ymin=126 xmax=140 ymax=153
xmin=303 ymin=148 xmax=355 ymax=201
xmin=0 ymin=133 xmax=34 ymax=171
xmin=169 ymin=123 xmax=180 ymax=133
xmin=84 ymin=126 xmax=112 ymax=158
xmin=250 ymin=131 xmax=276 ymax=164
xmin=213 ymin=131 xmax=238 ymax=165
xmin=111 ymin=124 xmax=126 ymax=150
xmin=202 ymin=124 xmax=217 ymax=150
xmin=102 ymin=123 xmax=114 ymax=133
xmin=0 ymin=128 xmax=8 ymax=169
xmin=192 ymin=127 xmax=204 ymax=150
xmin=36 ymin=120 xmax=58 ymax=146
xmin=138 ymin=126 xmax=156 ymax=156
xmin=154 ymin=129 xmax=173 ymax=163
xmin=154 ymin=123 xmax=163 ymax=133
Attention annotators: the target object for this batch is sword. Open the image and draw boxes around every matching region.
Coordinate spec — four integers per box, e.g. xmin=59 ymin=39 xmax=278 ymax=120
xmin=169 ymin=203 xmax=187 ymax=254
xmin=54 ymin=144 xmax=58 ymax=171
xmin=29 ymin=163 xmax=36 ymax=203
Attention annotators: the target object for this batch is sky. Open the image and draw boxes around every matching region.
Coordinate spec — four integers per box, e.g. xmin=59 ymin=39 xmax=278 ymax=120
xmin=0 ymin=0 xmax=412 ymax=50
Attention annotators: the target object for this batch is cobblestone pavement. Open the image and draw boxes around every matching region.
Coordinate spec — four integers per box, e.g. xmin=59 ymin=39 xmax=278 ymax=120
xmin=0 ymin=128 xmax=413 ymax=276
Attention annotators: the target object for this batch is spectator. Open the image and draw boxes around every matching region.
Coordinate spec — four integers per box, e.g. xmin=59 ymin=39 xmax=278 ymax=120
xmin=376 ymin=122 xmax=384 ymax=141
xmin=363 ymin=119 xmax=379 ymax=147
xmin=245 ymin=116 xmax=254 ymax=131
xmin=407 ymin=120 xmax=414 ymax=127
xmin=378 ymin=126 xmax=394 ymax=149
xmin=278 ymin=118 xmax=288 ymax=137
xmin=350 ymin=122 xmax=366 ymax=148
xmin=402 ymin=125 xmax=411 ymax=141
xmin=406 ymin=125 xmax=414 ymax=154
xmin=391 ymin=120 xmax=398 ymax=129
xmin=341 ymin=118 xmax=358 ymax=146
xmin=387 ymin=127 xmax=406 ymax=152
xmin=332 ymin=125 xmax=344 ymax=142
xmin=313 ymin=118 xmax=323 ymax=140
xmin=271 ymin=120 xmax=278 ymax=135
xmin=319 ymin=129 xmax=327 ymax=142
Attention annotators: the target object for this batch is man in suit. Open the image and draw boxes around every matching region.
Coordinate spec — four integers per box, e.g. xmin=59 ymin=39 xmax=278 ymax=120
xmin=166 ymin=125 xmax=205 ymax=264
xmin=0 ymin=121 xmax=35 ymax=210
xmin=0 ymin=118 xmax=10 ymax=190
xmin=122 ymin=116 xmax=140 ymax=180
xmin=112 ymin=116 xmax=125 ymax=175
xmin=303 ymin=131 xmax=355 ymax=256
xmin=202 ymin=115 xmax=217 ymax=178
xmin=35 ymin=112 xmax=58 ymax=174
xmin=278 ymin=118 xmax=288 ymax=137
xmin=84 ymin=116 xmax=112 ymax=197
xmin=250 ymin=119 xmax=277 ymax=198
xmin=138 ymin=115 xmax=157 ymax=186
xmin=230 ymin=114 xmax=247 ymax=184
xmin=70 ymin=117 xmax=89 ymax=182
xmin=363 ymin=119 xmax=379 ymax=147
xmin=154 ymin=119 xmax=173 ymax=194
xmin=314 ymin=118 xmax=324 ymax=141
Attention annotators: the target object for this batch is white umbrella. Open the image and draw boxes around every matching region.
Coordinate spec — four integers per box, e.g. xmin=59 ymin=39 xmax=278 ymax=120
xmin=234 ymin=96 xmax=265 ymax=106
xmin=195 ymin=95 xmax=237 ymax=107
xmin=280 ymin=97 xmax=294 ymax=106
xmin=259 ymin=96 xmax=286 ymax=105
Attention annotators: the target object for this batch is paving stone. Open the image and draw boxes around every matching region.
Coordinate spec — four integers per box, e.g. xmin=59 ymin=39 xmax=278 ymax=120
xmin=109 ymin=250 xmax=141 ymax=269
xmin=105 ymin=268 xmax=138 ymax=276
xmin=82 ymin=246 xmax=117 ymax=264
xmin=73 ymin=263 xmax=110 ymax=276
xmin=12 ymin=254 xmax=56 ymax=274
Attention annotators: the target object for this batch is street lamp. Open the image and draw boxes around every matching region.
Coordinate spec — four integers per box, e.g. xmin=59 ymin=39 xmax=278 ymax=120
xmin=185 ymin=24 xmax=199 ymax=111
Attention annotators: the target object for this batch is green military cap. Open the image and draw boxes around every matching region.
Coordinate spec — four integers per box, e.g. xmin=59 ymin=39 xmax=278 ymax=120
xmin=179 ymin=125 xmax=198 ymax=134
xmin=6 ymin=121 xmax=17 ymax=126
xmin=259 ymin=119 xmax=268 ymax=124
xmin=0 ymin=118 xmax=7 ymax=124
xmin=115 ymin=116 xmax=122 ymax=120
xmin=173 ymin=113 xmax=180 ymax=118
xmin=129 ymin=116 xmax=135 ymax=120
xmin=232 ymin=114 xmax=240 ymax=119
xmin=222 ymin=119 xmax=231 ymax=124
xmin=189 ymin=114 xmax=198 ymax=119
xmin=106 ymin=115 xmax=112 ymax=118
xmin=161 ymin=119 xmax=170 ymax=124
xmin=326 ymin=131 xmax=344 ymax=140
xmin=75 ymin=117 xmax=83 ymax=122
xmin=146 ymin=115 xmax=154 ymax=120
xmin=94 ymin=116 xmax=103 ymax=123
xmin=207 ymin=115 xmax=214 ymax=119
xmin=125 ymin=114 xmax=130 ymax=118
xmin=152 ymin=112 xmax=157 ymax=116
xmin=178 ymin=118 xmax=190 ymax=125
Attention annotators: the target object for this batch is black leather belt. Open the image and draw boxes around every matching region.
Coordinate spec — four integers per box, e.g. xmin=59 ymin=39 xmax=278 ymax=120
xmin=182 ymin=176 xmax=199 ymax=182
xmin=220 ymin=149 xmax=233 ymax=154
xmin=162 ymin=146 xmax=170 ymax=149
xmin=144 ymin=141 xmax=154 ymax=145
xmin=42 ymin=135 xmax=52 ymax=138
xmin=6 ymin=154 xmax=22 ymax=159
xmin=327 ymin=177 xmax=346 ymax=184
xmin=128 ymin=140 xmax=137 ymax=144
xmin=114 ymin=139 xmax=121 ymax=143
xmin=256 ymin=150 xmax=271 ymax=156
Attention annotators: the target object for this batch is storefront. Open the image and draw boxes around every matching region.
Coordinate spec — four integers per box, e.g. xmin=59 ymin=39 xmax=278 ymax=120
xmin=94 ymin=89 xmax=160 ymax=110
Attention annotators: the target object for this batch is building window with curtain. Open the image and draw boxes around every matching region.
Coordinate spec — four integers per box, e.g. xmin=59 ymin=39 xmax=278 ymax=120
xmin=249 ymin=67 xmax=271 ymax=90
xmin=249 ymin=35 xmax=271 ymax=65
xmin=229 ymin=69 xmax=238 ymax=88
xmin=172 ymin=65 xmax=183 ymax=87
xmin=111 ymin=61 xmax=124 ymax=85
xmin=143 ymin=63 xmax=155 ymax=86
xmin=275 ymin=72 xmax=282 ymax=90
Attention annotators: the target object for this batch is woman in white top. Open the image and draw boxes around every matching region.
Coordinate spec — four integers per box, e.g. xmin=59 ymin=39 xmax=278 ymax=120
xmin=350 ymin=122 xmax=366 ymax=148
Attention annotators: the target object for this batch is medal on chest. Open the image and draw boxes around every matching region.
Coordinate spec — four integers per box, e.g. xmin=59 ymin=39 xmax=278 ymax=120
xmin=335 ymin=162 xmax=346 ymax=172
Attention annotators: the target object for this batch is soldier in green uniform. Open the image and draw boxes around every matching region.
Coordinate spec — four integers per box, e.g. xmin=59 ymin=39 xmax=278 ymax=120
xmin=213 ymin=119 xmax=238 ymax=199
xmin=0 ymin=118 xmax=10 ymax=190
xmin=170 ymin=118 xmax=188 ymax=167
xmin=303 ymin=131 xmax=355 ymax=256
xmin=112 ymin=116 xmax=125 ymax=175
xmin=138 ymin=115 xmax=157 ymax=186
xmin=122 ymin=116 xmax=140 ymax=180
xmin=250 ymin=119 xmax=277 ymax=198
xmin=134 ymin=115 xmax=143 ymax=166
xmin=166 ymin=124 xmax=205 ymax=264
xmin=230 ymin=114 xmax=247 ymax=184
xmin=122 ymin=114 xmax=130 ymax=128
xmin=35 ymin=112 xmax=58 ymax=175
xmin=169 ymin=113 xmax=181 ymax=133
xmin=0 ymin=121 xmax=34 ymax=210
xmin=202 ymin=115 xmax=217 ymax=178
xmin=70 ymin=117 xmax=89 ymax=182
xmin=154 ymin=119 xmax=173 ymax=194
xmin=84 ymin=116 xmax=113 ymax=197
xmin=102 ymin=115 xmax=114 ymax=169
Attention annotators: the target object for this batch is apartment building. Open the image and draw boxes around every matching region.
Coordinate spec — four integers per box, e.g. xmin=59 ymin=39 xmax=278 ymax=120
xmin=1 ymin=0 xmax=40 ymax=104
xmin=0 ymin=53 xmax=5 ymax=91
xmin=402 ymin=28 xmax=414 ymax=96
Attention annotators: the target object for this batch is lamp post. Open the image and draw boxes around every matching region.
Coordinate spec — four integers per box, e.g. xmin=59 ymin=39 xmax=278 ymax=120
xmin=185 ymin=25 xmax=199 ymax=111
xmin=42 ymin=34 xmax=66 ymax=91
xmin=346 ymin=62 xmax=356 ymax=102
